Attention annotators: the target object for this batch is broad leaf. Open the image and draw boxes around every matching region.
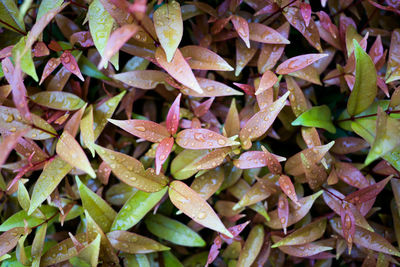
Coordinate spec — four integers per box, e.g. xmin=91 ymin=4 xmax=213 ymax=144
xmin=231 ymin=15 xmax=250 ymax=48
xmin=30 ymin=91 xmax=85 ymax=111
xmin=248 ymin=23 xmax=290 ymax=44
xmin=12 ymin=36 xmax=38 ymax=81
xmin=255 ymin=70 xmax=278 ymax=95
xmin=386 ymin=29 xmax=400 ymax=83
xmin=0 ymin=228 xmax=25 ymax=257
xmin=180 ymin=45 xmax=233 ymax=71
xmin=291 ymin=105 xmax=336 ymax=133
xmin=60 ymin=50 xmax=84 ymax=81
xmin=0 ymin=0 xmax=25 ymax=33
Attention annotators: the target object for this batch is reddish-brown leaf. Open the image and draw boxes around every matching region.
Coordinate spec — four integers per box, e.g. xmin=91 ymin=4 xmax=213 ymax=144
xmin=60 ymin=51 xmax=84 ymax=81
xmin=39 ymin=58 xmax=61 ymax=85
xmin=276 ymin=54 xmax=328 ymax=75
xmin=345 ymin=176 xmax=392 ymax=204
xmin=278 ymin=194 xmax=289 ymax=234
xmin=300 ymin=3 xmax=312 ymax=27
xmin=248 ymin=22 xmax=290 ymax=44
xmin=231 ymin=15 xmax=250 ymax=48
xmin=33 ymin=42 xmax=49 ymax=57
xmin=233 ymin=151 xmax=286 ymax=169
xmin=255 ymin=70 xmax=278 ymax=95
xmin=166 ymin=93 xmax=181 ymax=135
xmin=335 ymin=162 xmax=369 ymax=188
xmin=176 ymin=128 xmax=239 ymax=149
xmin=279 ymin=175 xmax=299 ymax=206
xmin=155 ymin=137 xmax=174 ymax=175
xmin=70 ymin=31 xmax=94 ymax=47
xmin=180 ymin=45 xmax=233 ymax=71
xmin=331 ymin=137 xmax=369 ymax=154
xmin=0 ymin=129 xmax=28 ymax=167
xmin=109 ymin=119 xmax=170 ymax=143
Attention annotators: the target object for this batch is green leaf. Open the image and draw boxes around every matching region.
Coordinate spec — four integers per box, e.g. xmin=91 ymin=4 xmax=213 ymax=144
xmin=93 ymin=91 xmax=125 ymax=140
xmin=111 ymin=187 xmax=168 ymax=231
xmin=92 ymin=144 xmax=168 ymax=192
xmin=12 ymin=36 xmax=38 ymax=81
xmin=77 ymin=234 xmax=100 ymax=267
xmin=170 ymin=149 xmax=209 ymax=180
xmin=154 ymin=1 xmax=183 ymax=62
xmin=28 ymin=156 xmax=72 ymax=215
xmin=291 ymin=105 xmax=336 ymax=133
xmin=237 ymin=225 xmax=264 ymax=267
xmin=123 ymin=254 xmax=150 ymax=267
xmin=37 ymin=0 xmax=63 ymax=20
xmin=78 ymin=55 xmax=112 ymax=81
xmin=163 ymin=251 xmax=183 ymax=267
xmin=88 ymin=0 xmax=118 ymax=69
xmin=29 ymin=91 xmax=86 ymax=111
xmin=31 ymin=223 xmax=47 ymax=267
xmin=347 ymin=40 xmax=377 ymax=116
xmin=106 ymin=230 xmax=170 ymax=254
xmin=0 ymin=0 xmax=25 ymax=33
xmin=17 ymin=181 xmax=30 ymax=211
xmin=144 ymin=214 xmax=206 ymax=247
xmin=76 ymin=177 xmax=117 ymax=232
xmin=0 ymin=206 xmax=56 ymax=232
xmin=80 ymin=105 xmax=95 ymax=157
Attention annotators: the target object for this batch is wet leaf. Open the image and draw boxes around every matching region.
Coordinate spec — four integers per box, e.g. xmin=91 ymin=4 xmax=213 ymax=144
xmin=30 ymin=91 xmax=85 ymax=111
xmin=385 ymin=29 xmax=400 ymax=83
xmin=272 ymin=218 xmax=327 ymax=247
xmin=153 ymin=1 xmax=182 ymax=62
xmin=28 ymin=156 xmax=72 ymax=215
xmin=156 ymin=47 xmax=203 ymax=94
xmin=145 ymin=214 xmax=206 ymax=247
xmin=235 ymin=39 xmax=257 ymax=76
xmin=0 ymin=129 xmax=27 ymax=167
xmin=185 ymin=147 xmax=230 ymax=171
xmin=93 ymin=144 xmax=168 ymax=192
xmin=0 ymin=0 xmax=25 ymax=33
xmin=31 ymin=223 xmax=47 ymax=266
xmin=155 ymin=137 xmax=174 ymax=174
xmin=17 ymin=181 xmax=30 ymax=211
xmin=109 ymin=119 xmax=170 ymax=142
xmin=181 ymin=45 xmax=233 ymax=71
xmin=271 ymin=236 xmax=333 ymax=257
xmin=80 ymin=105 xmax=95 ymax=156
xmin=111 ymin=187 xmax=167 ymax=231
xmin=169 ymin=180 xmax=232 ymax=237
xmin=237 ymin=225 xmax=264 ymax=267
xmin=347 ymin=40 xmax=377 ymax=116
xmin=292 ymin=105 xmax=336 ymax=133
xmin=234 ymin=150 xmax=286 ymax=169
xmin=113 ymin=70 xmax=168 ymax=89
xmin=234 ymin=177 xmax=277 ymax=209
xmin=0 ymin=228 xmax=25 ymax=257
xmin=231 ymin=15 xmax=250 ymax=48
xmin=60 ymin=50 xmax=84 ymax=81
xmin=170 ymin=149 xmax=209 ymax=180
xmin=107 ymin=230 xmax=170 ymax=253
xmin=76 ymin=177 xmax=117 ymax=232
xmin=176 ymin=128 xmax=239 ymax=149
xmin=56 ymin=131 xmax=95 ymax=177
xmin=239 ymin=91 xmax=290 ymax=149
xmin=335 ymin=161 xmax=369 ymax=188
xmin=166 ymin=93 xmax=181 ymax=135
xmin=276 ymin=54 xmax=328 ymax=75
xmin=39 ymin=58 xmax=61 ymax=85
xmin=345 ymin=176 xmax=392 ymax=204
xmin=190 ymin=167 xmax=224 ymax=199
xmin=279 ymin=175 xmax=299 ymax=205
xmin=331 ymin=137 xmax=369 ymax=154
xmin=12 ymin=36 xmax=38 ymax=81
xmin=77 ymin=234 xmax=101 ymax=267
xmin=181 ymin=78 xmax=242 ymax=97
xmin=248 ymin=22 xmax=290 ymax=44
xmin=0 ymin=206 xmax=56 ymax=231
xmin=255 ymin=70 xmax=278 ymax=95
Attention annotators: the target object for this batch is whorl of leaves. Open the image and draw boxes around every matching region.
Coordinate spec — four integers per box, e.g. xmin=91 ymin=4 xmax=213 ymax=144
xmin=0 ymin=0 xmax=400 ymax=266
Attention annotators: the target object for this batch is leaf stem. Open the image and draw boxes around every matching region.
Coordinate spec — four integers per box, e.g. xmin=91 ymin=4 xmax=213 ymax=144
xmin=0 ymin=19 xmax=27 ymax=35
xmin=259 ymin=0 xmax=298 ymax=24
xmin=335 ymin=109 xmax=400 ymax=123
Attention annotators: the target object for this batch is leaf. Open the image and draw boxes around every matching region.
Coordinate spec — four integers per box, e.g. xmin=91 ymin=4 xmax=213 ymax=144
xmin=185 ymin=147 xmax=230 ymax=171
xmin=89 ymin=0 xmax=118 ymax=69
xmin=239 ymin=91 xmax=290 ymax=149
xmin=291 ymin=105 xmax=336 ymax=133
xmin=39 ymin=57 xmax=61 ymax=85
xmin=271 ymin=237 xmax=332 ymax=257
xmin=30 ymin=91 xmax=86 ymax=111
xmin=0 ymin=228 xmax=25 ymax=257
xmin=37 ymin=0 xmax=63 ymax=20
xmin=181 ymin=78 xmax=242 ymax=97
xmin=265 ymin=191 xmax=323 ymax=229
xmin=111 ymin=187 xmax=167 ymax=231
xmin=330 ymin=218 xmax=400 ymax=257
xmin=145 ymin=214 xmax=206 ymax=247
xmin=169 ymin=180 xmax=232 ymax=237
xmin=176 ymin=128 xmax=239 ymax=150
xmin=300 ymin=3 xmax=312 ymax=27
xmin=234 ymin=178 xmax=277 ymax=209
xmin=272 ymin=218 xmax=327 ymax=247
xmin=233 ymin=151 xmax=286 ymax=169
xmin=347 ymin=40 xmax=377 ymax=116
xmin=231 ymin=15 xmax=250 ymax=48
xmin=170 ymin=149 xmax=209 ymax=180
xmin=12 ymin=36 xmax=38 ymax=81
xmin=0 ymin=206 xmax=56 ymax=231
xmin=28 ymin=156 xmax=72 ymax=215
xmin=163 ymin=251 xmax=183 ymax=267
xmin=80 ymin=105 xmax=95 ymax=156
xmin=0 ymin=129 xmax=28 ymax=167
xmin=99 ymin=24 xmax=139 ymax=68
xmin=331 ymin=137 xmax=369 ymax=154
xmin=340 ymin=203 xmax=355 ymax=251
xmin=335 ymin=161 xmax=369 ymax=188
xmin=76 ymin=177 xmax=117 ymax=232
xmin=284 ymin=6 xmax=322 ymax=52
xmin=93 ymin=144 xmax=168 ymax=192
xmin=237 ymin=225 xmax=264 ymax=267
xmin=278 ymin=194 xmax=289 ymax=234
xmin=180 ymin=45 xmax=233 ymax=71
xmin=154 ymin=1 xmax=183 ymax=62
xmin=279 ymin=175 xmax=299 ymax=206
xmin=155 ymin=137 xmax=175 ymax=175
xmin=56 ymin=131 xmax=95 ymax=178
xmin=345 ymin=176 xmax=392 ymax=204
xmin=190 ymin=167 xmax=224 ymax=199
xmin=166 ymin=93 xmax=181 ymax=135
xmin=107 ymin=230 xmax=170 ymax=253
xmin=0 ymin=0 xmax=25 ymax=32
xmin=17 ymin=181 xmax=30 ymax=211
xmin=78 ymin=234 xmax=100 ymax=267
xmin=31 ymin=223 xmax=47 ymax=266
xmin=60 ymin=50 xmax=84 ymax=81
xmin=78 ymin=55 xmax=112 ymax=81
xmin=255 ymin=70 xmax=278 ymax=95
xmin=235 ymin=39 xmax=257 ymax=76
xmin=155 ymin=47 xmax=203 ymax=94
xmin=386 ymin=29 xmax=400 ymax=83
xmin=365 ymin=107 xmax=400 ymax=165
xmin=93 ymin=91 xmax=125 ymax=140
xmin=109 ymin=119 xmax=170 ymax=143
xmin=248 ymin=22 xmax=290 ymax=44
xmin=113 ymin=70 xmax=168 ymax=89
xmin=286 ymin=76 xmax=309 ymax=117
xmin=276 ymin=53 xmax=328 ymax=75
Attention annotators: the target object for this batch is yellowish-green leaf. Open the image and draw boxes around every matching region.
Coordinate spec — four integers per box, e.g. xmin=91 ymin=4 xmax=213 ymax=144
xmin=30 ymin=91 xmax=86 ymax=111
xmin=78 ymin=234 xmax=101 ymax=267
xmin=80 ymin=105 xmax=95 ymax=157
xmin=347 ymin=40 xmax=377 ymax=116
xmin=28 ymin=156 xmax=72 ymax=215
xmin=154 ymin=1 xmax=183 ymax=62
xmin=37 ymin=0 xmax=63 ymax=20
xmin=237 ymin=225 xmax=264 ymax=267
xmin=0 ymin=0 xmax=25 ymax=33
xmin=291 ymin=105 xmax=336 ymax=133
xmin=12 ymin=36 xmax=38 ymax=81
xmin=17 ymin=181 xmax=30 ymax=211
xmin=169 ymin=180 xmax=232 ymax=237
xmin=31 ymin=223 xmax=47 ymax=266
xmin=56 ymin=131 xmax=95 ymax=178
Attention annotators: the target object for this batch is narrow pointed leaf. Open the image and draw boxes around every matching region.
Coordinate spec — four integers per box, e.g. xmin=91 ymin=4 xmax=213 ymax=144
xmin=31 ymin=223 xmax=47 ymax=265
xmin=345 ymin=176 xmax=392 ymax=204
xmin=386 ymin=29 xmax=400 ymax=83
xmin=166 ymin=93 xmax=181 ymax=135
xmin=0 ymin=129 xmax=27 ymax=167
xmin=279 ymin=175 xmax=299 ymax=205
xmin=107 ymin=230 xmax=170 ymax=253
xmin=60 ymin=50 xmax=84 ymax=81
xmin=233 ymin=151 xmax=286 ymax=169
xmin=248 ymin=22 xmax=290 ymax=44
xmin=155 ymin=137 xmax=174 ymax=174
xmin=80 ymin=105 xmax=95 ymax=156
xmin=181 ymin=46 xmax=233 ymax=71
xmin=17 ymin=181 xmax=30 ymax=211
xmin=93 ymin=144 xmax=168 ymax=192
xmin=109 ymin=119 xmax=170 ymax=142
xmin=113 ymin=70 xmax=168 ymax=89
xmin=0 ymin=228 xmax=25 ymax=257
xmin=237 ymin=225 xmax=264 ymax=267
xmin=181 ymin=78 xmax=242 ymax=97
xmin=30 ymin=91 xmax=85 ymax=111
xmin=276 ymin=54 xmax=328 ymax=75
xmin=12 ymin=36 xmax=38 ymax=81
xmin=231 ymin=15 xmax=250 ymax=48
xmin=190 ymin=167 xmax=224 ymax=199
xmin=255 ymin=70 xmax=278 ymax=96
xmin=169 ymin=180 xmax=232 ymax=237
xmin=176 ymin=128 xmax=239 ymax=149
xmin=39 ymin=58 xmax=61 ymax=85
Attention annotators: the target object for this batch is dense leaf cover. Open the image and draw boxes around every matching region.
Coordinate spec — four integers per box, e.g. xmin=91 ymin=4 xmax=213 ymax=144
xmin=0 ymin=0 xmax=400 ymax=266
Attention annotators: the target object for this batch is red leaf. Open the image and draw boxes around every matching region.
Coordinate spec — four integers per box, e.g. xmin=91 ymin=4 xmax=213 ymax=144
xmin=276 ymin=53 xmax=328 ymax=75
xmin=300 ymin=3 xmax=312 ymax=27
xmin=193 ymin=98 xmax=214 ymax=117
xmin=39 ymin=58 xmax=61 ymax=85
xmin=2 ymin=58 xmax=32 ymax=122
xmin=70 ymin=31 xmax=94 ymax=47
xmin=109 ymin=119 xmax=170 ymax=143
xmin=340 ymin=204 xmax=356 ymax=252
xmin=279 ymin=175 xmax=299 ymax=206
xmin=155 ymin=137 xmax=174 ymax=175
xmin=33 ymin=42 xmax=49 ymax=57
xmin=60 ymin=51 xmax=84 ymax=81
xmin=231 ymin=15 xmax=250 ymax=48
xmin=345 ymin=176 xmax=392 ymax=204
xmin=248 ymin=22 xmax=290 ymax=44
xmin=330 ymin=137 xmax=369 ymax=154
xmin=233 ymin=82 xmax=255 ymax=96
xmin=0 ymin=129 xmax=28 ymax=167
xmin=166 ymin=93 xmax=181 ymax=135
xmin=255 ymin=70 xmax=278 ymax=95
xmin=278 ymin=194 xmax=289 ymax=234
xmin=335 ymin=162 xmax=369 ymax=188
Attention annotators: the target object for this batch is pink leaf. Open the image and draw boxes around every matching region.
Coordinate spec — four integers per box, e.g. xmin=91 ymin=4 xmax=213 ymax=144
xmin=33 ymin=42 xmax=49 ymax=57
xmin=335 ymin=162 xmax=369 ymax=188
xmin=231 ymin=15 xmax=250 ymax=48
xmin=155 ymin=137 xmax=174 ymax=175
xmin=340 ymin=204 xmax=356 ymax=252
xmin=345 ymin=176 xmax=392 ymax=204
xmin=60 ymin=51 xmax=84 ymax=81
xmin=248 ymin=22 xmax=290 ymax=44
xmin=176 ymin=128 xmax=239 ymax=149
xmin=0 ymin=129 xmax=28 ymax=167
xmin=166 ymin=93 xmax=181 ymax=135
xmin=255 ymin=70 xmax=278 ymax=95
xmin=279 ymin=175 xmax=300 ymax=206
xmin=300 ymin=3 xmax=312 ymax=27
xmin=39 ymin=58 xmax=61 ymax=85
xmin=276 ymin=53 xmax=328 ymax=75
xmin=193 ymin=98 xmax=215 ymax=117
xmin=70 ymin=31 xmax=94 ymax=47
xmin=278 ymin=194 xmax=289 ymax=234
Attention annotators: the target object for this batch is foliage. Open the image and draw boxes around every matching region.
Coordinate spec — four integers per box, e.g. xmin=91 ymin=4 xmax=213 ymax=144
xmin=0 ymin=0 xmax=400 ymax=266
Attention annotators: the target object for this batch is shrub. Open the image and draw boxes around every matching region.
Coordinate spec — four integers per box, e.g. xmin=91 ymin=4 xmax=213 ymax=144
xmin=0 ymin=0 xmax=400 ymax=266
